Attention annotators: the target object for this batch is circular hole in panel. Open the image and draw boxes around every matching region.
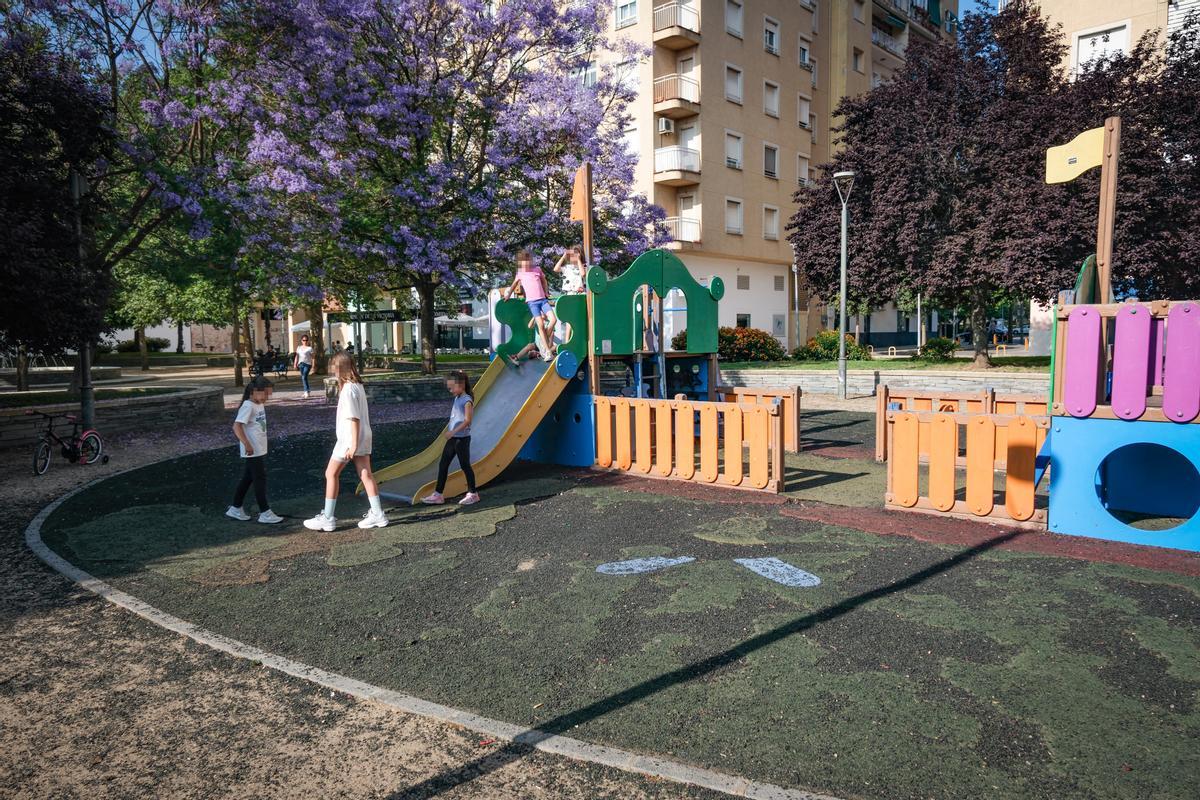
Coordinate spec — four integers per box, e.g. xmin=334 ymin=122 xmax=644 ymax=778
xmin=1094 ymin=443 xmax=1200 ymax=530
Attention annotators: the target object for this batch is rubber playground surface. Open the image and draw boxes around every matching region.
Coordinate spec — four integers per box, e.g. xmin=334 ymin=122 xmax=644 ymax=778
xmin=37 ymin=411 xmax=1200 ymax=800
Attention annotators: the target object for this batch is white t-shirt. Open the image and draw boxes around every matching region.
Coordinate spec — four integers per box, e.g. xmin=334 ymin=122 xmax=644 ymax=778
xmin=561 ymin=263 xmax=584 ymax=293
xmin=335 ymin=381 xmax=372 ymax=457
xmin=295 ymin=345 xmax=314 ymax=366
xmin=234 ymin=400 xmax=268 ymax=458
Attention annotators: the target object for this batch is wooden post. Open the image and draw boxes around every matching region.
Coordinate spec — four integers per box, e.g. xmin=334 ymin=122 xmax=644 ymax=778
xmin=1094 ymin=117 xmax=1120 ymax=305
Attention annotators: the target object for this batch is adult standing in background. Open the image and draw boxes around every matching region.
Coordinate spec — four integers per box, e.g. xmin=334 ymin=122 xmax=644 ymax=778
xmin=294 ymin=334 xmax=315 ymax=399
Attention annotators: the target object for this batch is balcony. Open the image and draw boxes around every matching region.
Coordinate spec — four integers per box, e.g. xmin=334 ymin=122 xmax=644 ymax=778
xmin=653 ymin=74 xmax=701 ymax=118
xmin=664 ymin=216 xmax=701 ymax=244
xmin=875 ymin=0 xmax=911 ymax=16
xmin=871 ymin=27 xmax=905 ymax=58
xmin=653 ymin=2 xmax=701 ymax=50
xmin=654 ymin=146 xmax=701 ymax=186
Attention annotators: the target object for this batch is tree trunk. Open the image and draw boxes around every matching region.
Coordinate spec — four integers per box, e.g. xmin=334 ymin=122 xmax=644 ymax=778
xmin=176 ymin=320 xmax=185 ymax=353
xmin=242 ymin=316 xmax=254 ymax=374
xmin=969 ymin=299 xmax=991 ymax=369
xmin=306 ymin=302 xmax=327 ymax=374
xmin=231 ymin=304 xmax=244 ymax=387
xmin=16 ymin=344 xmax=29 ymax=392
xmin=417 ymin=278 xmax=438 ymax=375
xmin=137 ymin=327 xmax=150 ymax=371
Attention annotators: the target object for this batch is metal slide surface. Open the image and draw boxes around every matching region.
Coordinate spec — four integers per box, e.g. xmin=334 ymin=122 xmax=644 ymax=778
xmin=374 ymin=356 xmax=570 ymax=503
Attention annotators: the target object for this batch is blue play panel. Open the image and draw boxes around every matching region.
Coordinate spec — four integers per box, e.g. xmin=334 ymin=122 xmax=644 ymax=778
xmin=1048 ymin=416 xmax=1200 ymax=551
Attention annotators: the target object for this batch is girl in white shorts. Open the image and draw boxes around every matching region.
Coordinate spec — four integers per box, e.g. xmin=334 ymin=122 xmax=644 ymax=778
xmin=303 ymin=351 xmax=388 ymax=531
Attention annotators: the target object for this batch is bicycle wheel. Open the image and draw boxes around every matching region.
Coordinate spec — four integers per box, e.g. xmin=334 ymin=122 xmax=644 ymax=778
xmin=33 ymin=440 xmax=52 ymax=475
xmin=79 ymin=432 xmax=104 ymax=465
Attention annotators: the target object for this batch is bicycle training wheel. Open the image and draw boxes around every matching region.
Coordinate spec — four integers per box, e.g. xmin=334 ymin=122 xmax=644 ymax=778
xmin=33 ymin=441 xmax=52 ymax=476
xmin=79 ymin=432 xmax=104 ymax=465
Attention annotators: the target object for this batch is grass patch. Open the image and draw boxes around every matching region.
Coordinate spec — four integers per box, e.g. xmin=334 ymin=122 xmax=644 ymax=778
xmin=0 ymin=387 xmax=181 ymax=408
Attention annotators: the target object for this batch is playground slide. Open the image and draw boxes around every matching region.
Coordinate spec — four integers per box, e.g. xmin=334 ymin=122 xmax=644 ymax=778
xmin=373 ymin=353 xmax=574 ymax=503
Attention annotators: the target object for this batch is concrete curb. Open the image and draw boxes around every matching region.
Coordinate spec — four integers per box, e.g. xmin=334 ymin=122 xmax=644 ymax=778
xmin=24 ymin=470 xmax=843 ymax=800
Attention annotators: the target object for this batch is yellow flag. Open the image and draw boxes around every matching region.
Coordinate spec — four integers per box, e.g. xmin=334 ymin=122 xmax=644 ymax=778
xmin=1045 ymin=126 xmax=1105 ymax=184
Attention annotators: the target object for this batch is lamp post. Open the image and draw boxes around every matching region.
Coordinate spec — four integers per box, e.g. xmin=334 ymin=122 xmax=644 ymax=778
xmin=70 ymin=169 xmax=95 ymax=428
xmin=832 ymin=170 xmax=856 ymax=400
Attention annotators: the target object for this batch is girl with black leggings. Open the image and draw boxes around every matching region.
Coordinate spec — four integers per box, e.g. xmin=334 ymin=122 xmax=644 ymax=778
xmin=226 ymin=376 xmax=283 ymax=524
xmin=421 ymin=371 xmax=480 ymax=506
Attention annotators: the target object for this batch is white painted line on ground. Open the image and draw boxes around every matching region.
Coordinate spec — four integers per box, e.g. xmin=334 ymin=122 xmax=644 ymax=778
xmin=24 ymin=473 xmax=843 ymax=800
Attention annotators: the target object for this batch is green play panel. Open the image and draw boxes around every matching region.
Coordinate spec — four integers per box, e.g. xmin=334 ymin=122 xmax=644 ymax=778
xmin=37 ymin=416 xmax=1200 ymax=800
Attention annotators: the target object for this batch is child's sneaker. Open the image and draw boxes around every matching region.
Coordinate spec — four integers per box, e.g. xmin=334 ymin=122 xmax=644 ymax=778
xmin=258 ymin=510 xmax=284 ymax=524
xmin=303 ymin=512 xmax=337 ymax=532
xmin=358 ymin=509 xmax=389 ymax=528
xmin=421 ymin=492 xmax=445 ymax=505
xmin=302 ymin=391 xmax=310 ymax=399
xmin=459 ymin=492 xmax=480 ymax=506
xmin=225 ymin=506 xmax=251 ymax=521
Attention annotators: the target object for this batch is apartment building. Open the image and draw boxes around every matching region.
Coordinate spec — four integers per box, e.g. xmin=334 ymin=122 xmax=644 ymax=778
xmin=611 ymin=0 xmax=958 ymax=351
xmin=1000 ymin=1 xmax=1193 ymax=73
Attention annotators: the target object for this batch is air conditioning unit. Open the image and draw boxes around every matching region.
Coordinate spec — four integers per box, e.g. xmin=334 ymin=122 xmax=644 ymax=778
xmin=657 ymin=117 xmax=675 ymax=135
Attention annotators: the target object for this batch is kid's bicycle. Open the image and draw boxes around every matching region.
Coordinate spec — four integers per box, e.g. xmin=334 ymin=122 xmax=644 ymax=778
xmin=27 ymin=410 xmax=109 ymax=476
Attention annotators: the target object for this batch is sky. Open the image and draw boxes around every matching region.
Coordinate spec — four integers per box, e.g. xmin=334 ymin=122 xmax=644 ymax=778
xmin=959 ymin=0 xmax=996 ymax=18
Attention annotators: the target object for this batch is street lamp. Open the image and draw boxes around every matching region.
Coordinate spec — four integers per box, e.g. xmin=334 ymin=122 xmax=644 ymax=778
xmin=832 ymin=170 xmax=856 ymax=401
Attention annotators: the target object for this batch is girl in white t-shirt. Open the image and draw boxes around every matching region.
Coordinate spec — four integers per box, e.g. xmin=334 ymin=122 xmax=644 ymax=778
xmin=294 ymin=334 xmax=315 ymax=399
xmin=303 ymin=351 xmax=388 ymax=532
xmin=226 ymin=377 xmax=283 ymax=524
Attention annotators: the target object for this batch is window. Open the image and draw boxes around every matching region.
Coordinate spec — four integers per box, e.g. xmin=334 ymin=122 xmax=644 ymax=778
xmin=622 ymin=126 xmax=638 ymax=156
xmin=617 ymin=60 xmax=638 ymax=93
xmin=852 ymin=48 xmax=864 ymax=73
xmin=798 ymin=96 xmax=811 ymax=127
xmin=872 ymin=71 xmax=882 ymax=89
xmin=1074 ymin=24 xmax=1129 ymax=72
xmin=798 ymin=40 xmax=811 ymax=67
xmin=763 ymin=80 xmax=780 ymax=117
xmin=811 ymin=0 xmax=818 ymax=33
xmin=809 ymin=114 xmax=818 ymax=143
xmin=852 ymin=0 xmax=864 ymax=23
xmin=763 ymin=205 xmax=779 ymax=240
xmin=736 ymin=313 xmax=751 ymax=328
xmin=810 ymin=57 xmax=819 ymax=88
xmin=576 ymin=61 xmax=598 ymax=87
xmin=736 ymin=275 xmax=750 ymax=291
xmin=725 ymin=65 xmax=743 ymax=104
xmin=774 ymin=275 xmax=786 ymax=292
xmin=763 ymin=144 xmax=778 ymax=179
xmin=764 ymin=17 xmax=780 ymax=55
xmin=724 ymin=131 xmax=743 ymax=169
xmin=725 ymin=198 xmax=744 ymax=235
xmin=616 ymin=0 xmax=637 ymax=29
xmin=797 ymin=155 xmax=810 ymax=186
xmin=725 ymin=0 xmax=743 ymax=38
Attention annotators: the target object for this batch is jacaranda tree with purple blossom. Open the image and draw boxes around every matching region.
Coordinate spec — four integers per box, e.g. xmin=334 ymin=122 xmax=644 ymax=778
xmin=222 ymin=0 xmax=666 ymax=373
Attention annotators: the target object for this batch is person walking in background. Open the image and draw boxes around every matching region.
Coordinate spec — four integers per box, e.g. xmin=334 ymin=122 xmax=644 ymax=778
xmin=294 ymin=334 xmax=315 ymax=399
xmin=226 ymin=376 xmax=283 ymax=524
xmin=304 ymin=351 xmax=389 ymax=531
xmin=420 ymin=370 xmax=480 ymax=506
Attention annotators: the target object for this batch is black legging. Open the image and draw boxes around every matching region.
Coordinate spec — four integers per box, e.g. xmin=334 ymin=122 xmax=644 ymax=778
xmin=232 ymin=456 xmax=269 ymax=511
xmin=436 ymin=436 xmax=475 ymax=493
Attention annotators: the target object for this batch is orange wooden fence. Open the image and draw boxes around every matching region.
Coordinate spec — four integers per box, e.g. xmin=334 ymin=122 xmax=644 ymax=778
xmin=876 ymin=386 xmax=1048 ymax=462
xmin=594 ymin=396 xmax=785 ymax=492
xmin=884 ymin=409 xmax=1049 ymax=527
xmin=718 ymin=385 xmax=801 ymax=452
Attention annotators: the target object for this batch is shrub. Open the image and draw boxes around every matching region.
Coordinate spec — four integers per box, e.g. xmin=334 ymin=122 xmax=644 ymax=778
xmin=914 ymin=336 xmax=957 ymax=362
xmin=792 ymin=330 xmax=872 ymax=361
xmin=670 ymin=326 xmax=786 ymax=362
xmin=115 ymin=337 xmax=170 ymax=353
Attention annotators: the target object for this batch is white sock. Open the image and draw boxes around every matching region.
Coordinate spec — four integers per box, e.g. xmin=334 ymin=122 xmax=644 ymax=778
xmin=323 ymin=498 xmax=337 ymax=517
xmin=368 ymin=494 xmax=383 ymax=514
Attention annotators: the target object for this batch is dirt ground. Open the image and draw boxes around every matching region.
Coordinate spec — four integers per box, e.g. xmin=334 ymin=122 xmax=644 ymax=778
xmin=0 ymin=385 xmax=726 ymax=800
